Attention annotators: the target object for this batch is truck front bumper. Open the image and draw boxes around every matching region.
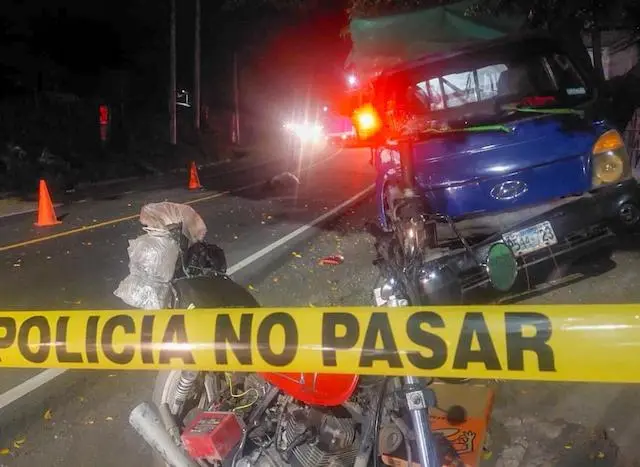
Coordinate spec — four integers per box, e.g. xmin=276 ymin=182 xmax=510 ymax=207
xmin=427 ymin=178 xmax=639 ymax=296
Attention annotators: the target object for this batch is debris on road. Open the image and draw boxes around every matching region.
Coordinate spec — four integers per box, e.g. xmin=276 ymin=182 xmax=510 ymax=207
xmin=12 ymin=437 xmax=25 ymax=449
xmin=319 ymin=254 xmax=344 ymax=266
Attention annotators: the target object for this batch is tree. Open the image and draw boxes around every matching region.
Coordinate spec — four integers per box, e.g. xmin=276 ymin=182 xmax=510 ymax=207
xmin=224 ymin=0 xmax=640 ymax=79
xmin=223 ymin=0 xmax=454 ymax=18
xmin=470 ymin=0 xmax=640 ymax=80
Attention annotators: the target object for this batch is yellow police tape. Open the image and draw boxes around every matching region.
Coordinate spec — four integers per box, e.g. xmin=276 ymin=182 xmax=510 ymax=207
xmin=0 ymin=305 xmax=638 ymax=382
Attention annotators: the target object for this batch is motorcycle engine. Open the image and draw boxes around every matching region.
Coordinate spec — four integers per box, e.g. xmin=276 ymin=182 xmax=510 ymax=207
xmin=237 ymin=400 xmax=361 ymax=467
xmin=280 ymin=405 xmax=359 ymax=467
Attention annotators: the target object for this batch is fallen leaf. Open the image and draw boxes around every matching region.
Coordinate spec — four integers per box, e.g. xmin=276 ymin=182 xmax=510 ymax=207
xmin=0 ymin=448 xmax=9 ymax=455
xmin=85 ymin=420 xmax=95 ymax=425
xmin=292 ymin=252 xmax=302 ymax=258
xmin=105 ymin=416 xmax=114 ymax=421
xmin=482 ymin=450 xmax=493 ymax=460
xmin=44 ymin=409 xmax=53 ymax=420
xmin=596 ymin=451 xmax=605 ymax=459
xmin=13 ymin=437 xmax=25 ymax=449
xmin=564 ymin=443 xmax=573 ymax=450
xmin=248 ymin=285 xmax=255 ymax=291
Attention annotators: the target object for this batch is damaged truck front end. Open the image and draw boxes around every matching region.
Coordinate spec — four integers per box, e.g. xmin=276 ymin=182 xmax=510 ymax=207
xmin=358 ymin=33 xmax=639 ymax=304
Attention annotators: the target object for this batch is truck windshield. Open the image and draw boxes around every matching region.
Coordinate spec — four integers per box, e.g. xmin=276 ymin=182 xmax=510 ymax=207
xmin=392 ymin=41 xmax=593 ymax=129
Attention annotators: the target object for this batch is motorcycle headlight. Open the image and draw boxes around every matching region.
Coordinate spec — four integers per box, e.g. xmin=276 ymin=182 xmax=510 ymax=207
xmin=591 ymin=130 xmax=631 ymax=188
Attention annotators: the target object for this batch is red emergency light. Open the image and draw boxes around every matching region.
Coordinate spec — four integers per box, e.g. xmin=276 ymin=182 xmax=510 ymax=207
xmin=352 ymin=103 xmax=381 ymax=140
xmin=99 ymin=104 xmax=109 ymax=126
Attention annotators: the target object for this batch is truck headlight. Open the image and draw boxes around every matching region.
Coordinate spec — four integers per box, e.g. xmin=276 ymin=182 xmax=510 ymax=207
xmin=591 ymin=130 xmax=631 ymax=188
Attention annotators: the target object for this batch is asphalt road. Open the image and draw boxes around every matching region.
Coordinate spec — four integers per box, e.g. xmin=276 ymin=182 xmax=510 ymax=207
xmin=0 ymin=145 xmax=639 ymax=466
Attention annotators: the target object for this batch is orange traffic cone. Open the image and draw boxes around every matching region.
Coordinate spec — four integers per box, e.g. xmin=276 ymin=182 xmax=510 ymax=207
xmin=188 ymin=161 xmax=202 ymax=190
xmin=34 ymin=179 xmax=61 ymax=227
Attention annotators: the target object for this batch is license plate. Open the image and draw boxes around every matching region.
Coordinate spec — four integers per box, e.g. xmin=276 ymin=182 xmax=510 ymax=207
xmin=502 ymin=221 xmax=558 ymax=257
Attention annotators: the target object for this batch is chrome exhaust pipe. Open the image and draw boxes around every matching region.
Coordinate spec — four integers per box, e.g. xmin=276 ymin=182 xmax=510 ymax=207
xmin=129 ymin=402 xmax=199 ymax=467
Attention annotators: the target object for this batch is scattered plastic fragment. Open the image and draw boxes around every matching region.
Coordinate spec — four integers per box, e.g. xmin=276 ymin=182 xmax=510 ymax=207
xmin=319 ymin=255 xmax=344 ymax=266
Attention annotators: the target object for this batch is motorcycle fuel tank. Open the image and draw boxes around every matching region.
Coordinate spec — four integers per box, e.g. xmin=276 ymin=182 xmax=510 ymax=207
xmin=260 ymin=373 xmax=359 ymax=407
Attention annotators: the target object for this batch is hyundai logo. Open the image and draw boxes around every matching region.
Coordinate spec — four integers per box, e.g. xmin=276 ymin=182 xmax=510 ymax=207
xmin=490 ymin=180 xmax=528 ymax=200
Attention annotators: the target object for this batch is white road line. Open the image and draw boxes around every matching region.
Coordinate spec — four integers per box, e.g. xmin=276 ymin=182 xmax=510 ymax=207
xmin=227 ymin=184 xmax=374 ymax=275
xmin=0 ymin=157 xmax=372 ymax=411
xmin=0 ymin=369 xmax=66 ymax=411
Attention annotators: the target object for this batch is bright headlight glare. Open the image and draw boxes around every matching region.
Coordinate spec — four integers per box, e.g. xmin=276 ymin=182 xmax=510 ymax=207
xmin=289 ymin=122 xmax=323 ymax=142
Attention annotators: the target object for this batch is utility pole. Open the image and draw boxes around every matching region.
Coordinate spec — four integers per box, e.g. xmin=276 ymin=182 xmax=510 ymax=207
xmin=233 ymin=51 xmax=240 ymax=145
xmin=169 ymin=0 xmax=177 ymax=145
xmin=194 ymin=0 xmax=201 ymax=132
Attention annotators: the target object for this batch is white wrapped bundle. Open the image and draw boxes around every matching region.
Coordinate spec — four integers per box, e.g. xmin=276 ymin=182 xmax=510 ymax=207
xmin=113 ymin=231 xmax=180 ymax=310
xmin=114 ymin=275 xmax=172 ymax=310
xmin=127 ymin=232 xmax=180 ymax=282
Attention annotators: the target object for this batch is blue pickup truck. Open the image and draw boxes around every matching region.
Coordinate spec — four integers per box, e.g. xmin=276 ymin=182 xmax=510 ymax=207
xmin=359 ymin=32 xmax=639 ymax=301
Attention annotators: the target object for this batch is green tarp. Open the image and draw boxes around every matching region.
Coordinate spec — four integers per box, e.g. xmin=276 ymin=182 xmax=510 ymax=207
xmin=346 ymin=0 xmax=527 ymax=78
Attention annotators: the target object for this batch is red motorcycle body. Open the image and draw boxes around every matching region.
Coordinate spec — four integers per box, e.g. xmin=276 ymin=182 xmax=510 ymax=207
xmin=260 ymin=372 xmax=359 ymax=407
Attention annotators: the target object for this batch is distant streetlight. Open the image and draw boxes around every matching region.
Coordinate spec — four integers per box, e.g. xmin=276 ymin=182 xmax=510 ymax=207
xmin=323 ymin=105 xmax=329 ymax=112
xmin=347 ymin=74 xmax=358 ymax=88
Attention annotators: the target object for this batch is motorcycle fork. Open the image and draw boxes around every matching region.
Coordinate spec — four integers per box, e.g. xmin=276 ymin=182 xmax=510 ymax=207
xmin=402 ymin=376 xmax=439 ymax=467
xmin=386 ymin=317 xmax=439 ymax=466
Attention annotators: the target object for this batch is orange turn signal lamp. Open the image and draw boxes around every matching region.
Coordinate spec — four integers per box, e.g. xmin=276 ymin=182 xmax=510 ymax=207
xmin=592 ymin=129 xmax=625 ymax=154
xmin=352 ymin=104 xmax=382 ymax=140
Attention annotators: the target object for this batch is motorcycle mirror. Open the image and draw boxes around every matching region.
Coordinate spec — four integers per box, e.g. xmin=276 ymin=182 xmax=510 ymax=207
xmin=486 ymin=242 xmax=518 ymax=292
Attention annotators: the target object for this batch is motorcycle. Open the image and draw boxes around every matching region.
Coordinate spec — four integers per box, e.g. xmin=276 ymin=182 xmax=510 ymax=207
xmin=122 ymin=203 xmax=476 ymax=467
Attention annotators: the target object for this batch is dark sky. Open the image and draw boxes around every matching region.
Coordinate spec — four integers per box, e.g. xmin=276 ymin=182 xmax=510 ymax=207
xmin=0 ymin=0 xmax=350 ymax=108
